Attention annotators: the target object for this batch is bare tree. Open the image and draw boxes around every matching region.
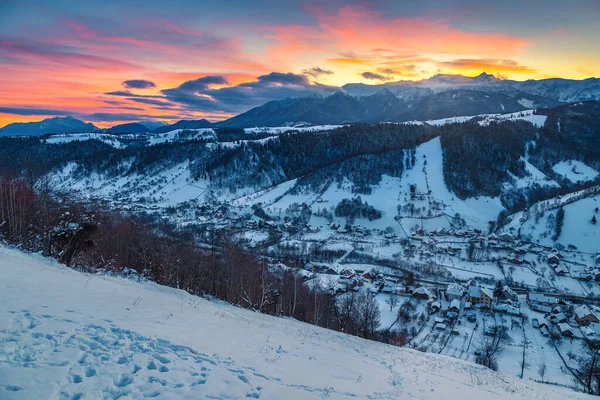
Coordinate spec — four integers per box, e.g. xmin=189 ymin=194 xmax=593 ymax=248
xmin=475 ymin=326 xmax=512 ymax=371
xmin=385 ymin=294 xmax=400 ymax=311
xmin=537 ymin=362 xmax=546 ymax=383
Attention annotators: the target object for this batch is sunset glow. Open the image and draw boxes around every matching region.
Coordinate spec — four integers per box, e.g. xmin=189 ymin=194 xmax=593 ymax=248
xmin=1 ymin=0 xmax=598 ymax=127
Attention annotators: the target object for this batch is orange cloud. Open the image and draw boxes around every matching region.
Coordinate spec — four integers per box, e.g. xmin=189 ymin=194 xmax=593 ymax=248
xmin=262 ymin=5 xmax=531 ymax=83
xmin=437 ymin=58 xmax=537 ymax=75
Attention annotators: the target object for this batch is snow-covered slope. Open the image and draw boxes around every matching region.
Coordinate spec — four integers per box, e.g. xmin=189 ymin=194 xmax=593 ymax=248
xmin=552 ymin=160 xmax=599 ymax=183
xmin=0 ymin=245 xmax=589 ymax=399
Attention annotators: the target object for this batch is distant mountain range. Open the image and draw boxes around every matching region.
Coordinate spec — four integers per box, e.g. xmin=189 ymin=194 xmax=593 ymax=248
xmin=1 ymin=73 xmax=599 ymax=135
xmin=0 ymin=116 xmax=98 ymax=136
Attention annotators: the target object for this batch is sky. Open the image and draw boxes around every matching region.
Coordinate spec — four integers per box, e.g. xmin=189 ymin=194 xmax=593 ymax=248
xmin=1 ymin=0 xmax=598 ymax=128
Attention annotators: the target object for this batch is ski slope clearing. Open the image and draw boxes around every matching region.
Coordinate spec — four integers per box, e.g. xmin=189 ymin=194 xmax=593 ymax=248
xmin=0 ymin=246 xmax=588 ymax=400
xmin=514 ymin=194 xmax=600 ymax=253
xmin=553 ymin=160 xmax=599 ymax=183
xmin=425 ymin=110 xmax=547 ymax=128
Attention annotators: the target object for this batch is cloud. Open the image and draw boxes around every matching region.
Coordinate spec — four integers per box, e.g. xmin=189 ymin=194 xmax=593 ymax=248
xmin=361 ymin=72 xmax=391 ymax=81
xmin=104 ymin=90 xmax=164 ymax=99
xmin=0 ymin=107 xmax=74 ymax=116
xmin=83 ymin=112 xmax=181 ymax=122
xmin=0 ymin=37 xmax=140 ymax=72
xmin=161 ymin=72 xmax=339 ymax=113
xmin=122 ymin=79 xmax=156 ymax=89
xmin=127 ymin=97 xmax=174 ymax=107
xmin=177 ymin=76 xmax=229 ymax=92
xmin=303 ymin=67 xmax=334 ymax=78
xmin=437 ymin=58 xmax=536 ymax=75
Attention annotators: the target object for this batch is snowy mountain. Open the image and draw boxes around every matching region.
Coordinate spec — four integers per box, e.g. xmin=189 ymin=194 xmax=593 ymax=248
xmin=217 ymin=73 xmax=591 ymax=127
xmin=154 ymin=119 xmax=213 ymax=133
xmin=0 ymin=116 xmax=98 ymax=136
xmin=138 ymin=120 xmax=168 ymax=131
xmin=105 ymin=122 xmax=150 ymax=134
xmin=0 ymin=244 xmax=590 ymax=400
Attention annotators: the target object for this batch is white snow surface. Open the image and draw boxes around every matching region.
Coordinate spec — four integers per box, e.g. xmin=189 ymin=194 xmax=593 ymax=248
xmin=552 ymin=160 xmax=599 ymax=183
xmin=425 ymin=110 xmax=547 ymax=128
xmin=0 ymin=245 xmax=589 ymax=400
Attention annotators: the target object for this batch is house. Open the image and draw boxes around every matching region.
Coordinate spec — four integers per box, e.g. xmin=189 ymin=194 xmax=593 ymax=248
xmin=434 ymin=322 xmax=447 ymax=331
xmin=449 ymin=299 xmax=461 ymax=312
xmin=467 ymin=286 xmax=493 ymax=307
xmin=484 ymin=326 xmax=497 ymax=336
xmin=509 ymin=256 xmax=523 ymax=264
xmin=493 ymin=303 xmax=521 ymax=316
xmin=558 ymin=323 xmax=575 ymax=337
xmin=575 ymin=305 xmax=600 ymax=326
xmin=582 ymin=323 xmax=600 ymax=341
xmin=429 ymin=301 xmax=441 ymax=313
xmin=547 ymin=253 xmax=561 ymax=265
xmin=550 ymin=313 xmax=567 ymax=324
xmin=528 ymin=293 xmax=558 ymax=307
xmin=446 ymin=284 xmax=465 ymax=301
xmin=554 ymin=265 xmax=568 ymax=275
xmin=446 ymin=311 xmax=459 ymax=320
xmin=362 ymin=273 xmax=374 ymax=282
xmin=412 ymin=287 xmax=433 ymax=300
xmin=579 ymin=272 xmax=593 ymax=281
xmin=530 ymin=304 xmax=553 ymax=313
xmin=552 ymin=305 xmax=564 ymax=314
xmin=502 ymin=286 xmax=518 ymax=302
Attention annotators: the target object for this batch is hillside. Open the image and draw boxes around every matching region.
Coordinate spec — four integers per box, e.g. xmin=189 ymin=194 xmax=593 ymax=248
xmin=0 ymin=117 xmax=98 ymax=137
xmin=0 ymin=245 xmax=590 ymax=400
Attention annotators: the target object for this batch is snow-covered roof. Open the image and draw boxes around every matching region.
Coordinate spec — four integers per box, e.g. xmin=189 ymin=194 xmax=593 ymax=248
xmin=528 ymin=293 xmax=558 ymax=304
xmin=557 ymin=323 xmax=574 ymax=334
xmin=552 ymin=313 xmax=567 ymax=322
xmin=446 ymin=284 xmax=464 ymax=296
xmin=450 ymin=299 xmax=461 ymax=310
xmin=468 ymin=286 xmax=481 ymax=298
xmin=575 ymin=305 xmax=596 ymax=320
xmin=480 ymin=287 xmax=493 ymax=299
xmin=414 ymin=287 xmax=433 ymax=296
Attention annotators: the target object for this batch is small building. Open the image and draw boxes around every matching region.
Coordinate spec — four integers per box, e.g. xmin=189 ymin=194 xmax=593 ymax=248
xmin=449 ymin=299 xmax=461 ymax=312
xmin=582 ymin=323 xmax=600 ymax=341
xmin=446 ymin=284 xmax=465 ymax=301
xmin=554 ymin=265 xmax=568 ymax=275
xmin=528 ymin=293 xmax=558 ymax=307
xmin=575 ymin=305 xmax=600 ymax=326
xmin=547 ymin=253 xmax=561 ymax=265
xmin=413 ymin=287 xmax=434 ymax=300
xmin=429 ymin=301 xmax=441 ymax=313
xmin=484 ymin=326 xmax=497 ymax=336
xmin=502 ymin=286 xmax=518 ymax=302
xmin=434 ymin=322 xmax=447 ymax=331
xmin=550 ymin=312 xmax=567 ymax=324
xmin=468 ymin=286 xmax=493 ymax=307
xmin=558 ymin=323 xmax=575 ymax=337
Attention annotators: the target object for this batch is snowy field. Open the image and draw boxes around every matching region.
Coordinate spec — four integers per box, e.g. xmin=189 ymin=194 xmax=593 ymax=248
xmin=552 ymin=160 xmax=599 ymax=183
xmin=0 ymin=245 xmax=590 ymax=400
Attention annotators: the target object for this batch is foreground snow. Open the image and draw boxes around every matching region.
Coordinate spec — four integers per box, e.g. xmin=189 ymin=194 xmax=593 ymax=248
xmin=0 ymin=246 xmax=590 ymax=399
